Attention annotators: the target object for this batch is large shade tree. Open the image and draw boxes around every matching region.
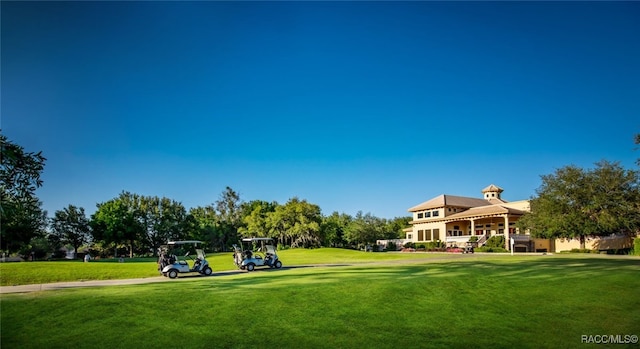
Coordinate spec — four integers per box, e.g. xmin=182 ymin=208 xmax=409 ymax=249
xmin=50 ymin=205 xmax=91 ymax=259
xmin=91 ymin=192 xmax=146 ymax=258
xmin=518 ymin=160 xmax=640 ymax=248
xmin=0 ymin=134 xmax=48 ymax=254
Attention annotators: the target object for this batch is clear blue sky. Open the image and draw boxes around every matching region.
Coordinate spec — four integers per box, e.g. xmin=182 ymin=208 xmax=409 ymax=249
xmin=2 ymin=1 xmax=638 ymax=219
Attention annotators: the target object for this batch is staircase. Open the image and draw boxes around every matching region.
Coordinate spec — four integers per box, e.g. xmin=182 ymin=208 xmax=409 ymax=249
xmin=476 ymin=234 xmax=489 ymax=247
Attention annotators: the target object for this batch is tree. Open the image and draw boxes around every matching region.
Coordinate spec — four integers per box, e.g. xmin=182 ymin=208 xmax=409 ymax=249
xmin=91 ymin=192 xmax=145 ymax=258
xmin=213 ymin=186 xmax=243 ymax=251
xmin=266 ymin=198 xmax=322 ymax=247
xmin=0 ymin=134 xmax=48 ymax=254
xmin=344 ymin=211 xmax=385 ymax=248
xmin=50 ymin=205 xmax=91 ymax=259
xmin=239 ymin=200 xmax=278 ymax=238
xmin=320 ymin=212 xmax=351 ymax=247
xmin=518 ymin=161 xmax=640 ymax=248
xmin=138 ymin=196 xmax=189 ymax=254
xmin=189 ymin=205 xmax=220 ymax=251
xmin=383 ymin=216 xmax=412 ymax=240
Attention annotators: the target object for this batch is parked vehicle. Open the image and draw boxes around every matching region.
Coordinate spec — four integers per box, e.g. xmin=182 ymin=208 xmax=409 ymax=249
xmin=233 ymin=237 xmax=283 ymax=271
xmin=158 ymin=240 xmax=213 ymax=279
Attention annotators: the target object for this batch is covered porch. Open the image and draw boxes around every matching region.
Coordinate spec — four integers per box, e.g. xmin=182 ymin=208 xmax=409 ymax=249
xmin=442 ymin=205 xmax=527 ymax=250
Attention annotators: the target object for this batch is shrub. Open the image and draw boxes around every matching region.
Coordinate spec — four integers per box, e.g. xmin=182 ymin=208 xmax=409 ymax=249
xmin=385 ymin=241 xmax=397 ymax=251
xmin=468 ymin=236 xmax=478 ymax=243
xmin=485 ymin=236 xmax=505 ymax=249
xmin=569 ymin=248 xmax=596 ymax=254
xmin=634 ymin=238 xmax=640 ymax=256
xmin=475 ymin=247 xmax=508 ymax=253
xmin=403 ymin=242 xmax=415 ymax=249
xmin=424 ymin=241 xmax=445 ymax=251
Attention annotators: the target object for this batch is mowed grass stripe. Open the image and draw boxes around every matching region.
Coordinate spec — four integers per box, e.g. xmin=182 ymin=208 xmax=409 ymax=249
xmin=0 ymin=248 xmax=474 ymax=286
xmin=2 ymin=256 xmax=639 ymax=349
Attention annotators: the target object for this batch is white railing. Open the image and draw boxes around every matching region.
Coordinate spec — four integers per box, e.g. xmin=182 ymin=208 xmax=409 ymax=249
xmin=476 ymin=234 xmax=488 ymax=246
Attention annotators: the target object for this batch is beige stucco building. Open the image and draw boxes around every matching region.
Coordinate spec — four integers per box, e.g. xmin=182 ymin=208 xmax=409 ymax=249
xmin=405 ymin=184 xmax=634 ymax=253
xmin=406 ymin=184 xmax=545 ymax=252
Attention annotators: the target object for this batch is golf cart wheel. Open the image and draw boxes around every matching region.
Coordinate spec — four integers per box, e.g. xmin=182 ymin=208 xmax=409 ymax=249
xmin=246 ymin=263 xmax=255 ymax=272
xmin=203 ymin=267 xmax=213 ymax=276
xmin=275 ymin=260 xmax=282 ymax=269
xmin=168 ymin=269 xmax=179 ymax=279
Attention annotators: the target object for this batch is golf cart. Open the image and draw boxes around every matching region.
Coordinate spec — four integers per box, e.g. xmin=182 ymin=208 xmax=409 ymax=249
xmin=232 ymin=237 xmax=282 ymax=271
xmin=158 ymin=240 xmax=213 ymax=279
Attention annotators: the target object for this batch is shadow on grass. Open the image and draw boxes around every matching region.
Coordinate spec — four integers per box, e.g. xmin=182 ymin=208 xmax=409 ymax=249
xmin=185 ymin=256 xmax=640 ymax=293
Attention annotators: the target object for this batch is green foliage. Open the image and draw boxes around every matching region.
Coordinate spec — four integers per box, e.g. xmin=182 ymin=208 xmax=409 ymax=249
xmin=50 ymin=205 xmax=91 ymax=259
xmin=267 ymin=198 xmax=323 ymax=248
xmin=91 ymin=192 xmax=191 ymax=257
xmin=475 ymin=246 xmax=508 ymax=253
xmin=344 ymin=211 xmax=384 ymax=247
xmin=484 ymin=235 xmax=505 ymax=249
xmin=0 ymin=134 xmax=47 ymax=254
xmin=634 ymin=238 xmax=640 ymax=256
xmin=320 ymin=211 xmax=351 ymax=247
xmin=519 ymin=161 xmax=640 ymax=247
xmin=468 ymin=236 xmax=478 ymax=242
xmin=567 ymin=248 xmax=598 ymax=254
xmin=424 ymin=241 xmax=445 ymax=251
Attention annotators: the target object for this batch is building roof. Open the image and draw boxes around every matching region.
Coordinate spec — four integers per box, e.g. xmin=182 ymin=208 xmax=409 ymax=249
xmin=444 ymin=205 xmax=526 ymax=220
xmin=482 ymin=184 xmax=504 ymax=193
xmin=408 ymin=194 xmax=492 ymax=212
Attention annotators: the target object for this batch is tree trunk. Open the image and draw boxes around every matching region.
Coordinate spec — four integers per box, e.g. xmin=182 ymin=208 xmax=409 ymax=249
xmin=579 ymin=235 xmax=586 ymax=249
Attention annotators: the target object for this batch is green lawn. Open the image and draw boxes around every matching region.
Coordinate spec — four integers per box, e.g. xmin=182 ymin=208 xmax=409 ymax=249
xmin=2 ymin=254 xmax=639 ymax=348
xmin=0 ymin=248 xmax=456 ymax=286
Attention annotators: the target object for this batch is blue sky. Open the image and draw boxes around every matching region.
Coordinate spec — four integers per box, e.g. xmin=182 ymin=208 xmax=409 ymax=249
xmin=2 ymin=1 xmax=639 ymax=219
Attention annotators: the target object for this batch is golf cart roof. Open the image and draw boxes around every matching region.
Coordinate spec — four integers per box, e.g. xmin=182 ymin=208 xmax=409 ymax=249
xmin=242 ymin=238 xmax=275 ymax=242
xmin=167 ymin=240 xmax=203 ymax=245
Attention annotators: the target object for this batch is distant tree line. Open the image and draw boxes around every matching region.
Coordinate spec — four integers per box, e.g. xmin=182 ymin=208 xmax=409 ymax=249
xmin=0 ymin=134 xmax=410 ymax=259
xmin=2 ymin=132 xmax=639 ymax=259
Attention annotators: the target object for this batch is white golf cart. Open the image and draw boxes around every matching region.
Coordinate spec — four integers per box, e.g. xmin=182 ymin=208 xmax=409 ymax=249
xmin=158 ymin=240 xmax=213 ymax=279
xmin=233 ymin=237 xmax=283 ymax=271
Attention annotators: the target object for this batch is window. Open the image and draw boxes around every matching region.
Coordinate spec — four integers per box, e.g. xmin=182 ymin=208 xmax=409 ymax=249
xmin=453 ymin=225 xmax=460 ymax=230
xmin=418 ymin=230 xmax=424 ymax=241
xmin=433 ymin=210 xmax=439 ymax=217
xmin=407 ymin=234 xmax=413 ymax=240
xmin=425 ymin=211 xmax=431 ymax=218
xmin=448 ymin=208 xmax=451 ymax=212
xmin=417 ymin=213 xmax=423 ymax=219
xmin=499 ymin=229 xmax=504 ymax=234
xmin=425 ymin=229 xmax=432 ymax=240
xmin=498 ymin=223 xmax=504 ymax=227
xmin=433 ymin=229 xmax=440 ymax=240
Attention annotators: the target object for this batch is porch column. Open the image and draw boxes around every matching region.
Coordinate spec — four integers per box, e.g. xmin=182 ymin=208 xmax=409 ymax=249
xmin=504 ymin=215 xmax=510 ymax=251
xmin=470 ymin=219 xmax=475 ymax=235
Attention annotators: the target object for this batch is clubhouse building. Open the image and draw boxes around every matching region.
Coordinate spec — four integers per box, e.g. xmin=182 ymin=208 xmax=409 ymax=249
xmin=404 ymin=184 xmax=634 ymax=253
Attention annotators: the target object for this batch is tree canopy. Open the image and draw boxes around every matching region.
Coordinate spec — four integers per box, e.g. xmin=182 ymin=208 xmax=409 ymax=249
xmin=50 ymin=205 xmax=91 ymax=259
xmin=0 ymin=134 xmax=48 ymax=253
xmin=518 ymin=160 xmax=640 ymax=248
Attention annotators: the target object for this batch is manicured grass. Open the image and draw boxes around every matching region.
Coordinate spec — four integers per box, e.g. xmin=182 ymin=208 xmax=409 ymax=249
xmin=0 ymin=248 xmax=453 ymax=286
xmin=2 ymin=255 xmax=639 ymax=348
